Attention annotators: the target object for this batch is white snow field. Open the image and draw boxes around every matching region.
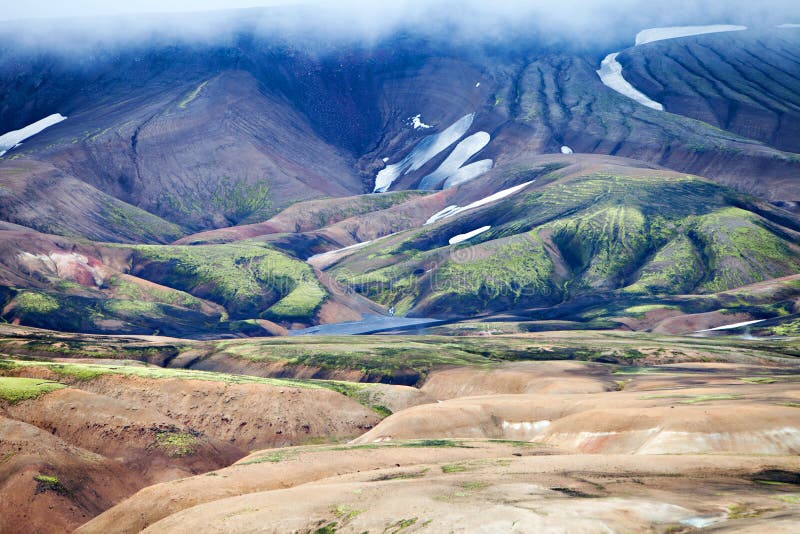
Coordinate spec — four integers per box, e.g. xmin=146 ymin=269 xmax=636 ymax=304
xmin=449 ymin=225 xmax=491 ymax=245
xmin=418 ymin=131 xmax=491 ymax=189
xmin=597 ymin=25 xmax=747 ymax=112
xmin=410 ymin=114 xmax=432 ymax=129
xmin=0 ymin=113 xmax=67 ymax=156
xmin=307 ymin=240 xmax=372 ymax=265
xmin=560 ymin=146 xmax=574 ymax=154
xmin=597 ymin=53 xmax=664 ymax=111
xmin=635 ymin=25 xmax=747 ymax=46
xmin=695 ymin=319 xmax=766 ymax=333
xmin=425 ymin=180 xmax=534 ymax=225
xmin=374 ymin=113 xmax=475 ymax=192
xmin=442 ymin=159 xmax=494 ymax=189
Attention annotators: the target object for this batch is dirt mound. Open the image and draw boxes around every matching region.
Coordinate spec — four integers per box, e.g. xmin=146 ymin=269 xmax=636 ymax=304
xmin=541 ymin=405 xmax=800 ymax=454
xmin=355 ymin=381 xmax=800 ymax=455
xmin=72 ymin=374 xmax=382 ymax=450
xmin=124 ymin=454 xmax=800 ymax=534
xmin=0 ymin=416 xmax=140 ymax=534
xmin=652 ymin=311 xmax=755 ymax=335
xmin=421 ymin=361 xmax=613 ymax=399
xmin=4 ymin=387 xmax=242 ymax=483
xmin=7 ymin=365 xmax=382 ymax=452
xmin=78 ymin=440 xmax=526 ymax=533
xmin=1 ymin=362 xmax=391 ymax=532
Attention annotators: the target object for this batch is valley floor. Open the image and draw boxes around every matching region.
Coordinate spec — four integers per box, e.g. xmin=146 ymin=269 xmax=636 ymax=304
xmin=1 ymin=326 xmax=799 ymax=532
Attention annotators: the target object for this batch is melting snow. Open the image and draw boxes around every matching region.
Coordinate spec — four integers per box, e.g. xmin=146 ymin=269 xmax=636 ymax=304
xmin=449 ymin=225 xmax=491 ymax=245
xmin=597 ymin=53 xmax=664 ymax=111
xmin=695 ymin=319 xmax=766 ymax=333
xmin=410 ymin=114 xmax=432 ymax=129
xmin=308 ymin=240 xmax=372 ymax=261
xmin=373 ymin=113 xmax=475 ymax=193
xmin=680 ymin=516 xmax=725 ymax=529
xmin=425 ymin=180 xmax=534 ymax=225
xmin=502 ymin=420 xmax=551 ymax=433
xmin=635 ymin=25 xmax=747 ymax=46
xmin=560 ymin=146 xmax=574 ymax=154
xmin=0 ymin=113 xmax=67 ymax=157
xmin=418 ymin=131 xmax=491 ymax=190
xmin=442 ymin=159 xmax=494 ymax=189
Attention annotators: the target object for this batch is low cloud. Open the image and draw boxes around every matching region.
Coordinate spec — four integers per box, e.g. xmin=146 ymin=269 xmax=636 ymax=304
xmin=1 ymin=0 xmax=798 ymax=54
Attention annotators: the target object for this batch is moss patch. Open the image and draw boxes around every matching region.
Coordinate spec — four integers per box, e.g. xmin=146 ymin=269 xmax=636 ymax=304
xmin=0 ymin=377 xmax=65 ymax=403
xmin=154 ymin=432 xmax=198 ymax=457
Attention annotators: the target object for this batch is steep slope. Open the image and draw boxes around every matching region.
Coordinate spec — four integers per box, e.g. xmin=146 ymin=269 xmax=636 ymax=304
xmin=621 ymin=29 xmax=800 ymax=153
xmin=0 ymin=226 xmax=330 ymax=335
xmin=1 ymin=28 xmax=799 ymax=246
xmin=0 ymin=359 xmax=384 ymax=532
xmin=324 ymin=155 xmax=800 ymax=317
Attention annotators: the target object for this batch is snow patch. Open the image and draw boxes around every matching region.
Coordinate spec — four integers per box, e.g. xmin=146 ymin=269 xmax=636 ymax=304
xmin=425 ymin=180 xmax=534 ymax=225
xmin=373 ymin=113 xmax=475 ymax=193
xmin=778 ymin=24 xmax=800 ymax=28
xmin=597 ymin=53 xmax=664 ymax=111
xmin=695 ymin=319 xmax=765 ymax=333
xmin=307 ymin=240 xmax=373 ymax=268
xmin=0 ymin=113 xmax=67 ymax=157
xmin=560 ymin=146 xmax=574 ymax=154
xmin=418 ymin=131 xmax=491 ymax=190
xmin=442 ymin=159 xmax=494 ymax=189
xmin=502 ymin=420 xmax=551 ymax=433
xmin=382 ymin=157 xmax=389 ymax=163
xmin=410 ymin=114 xmax=432 ymax=130
xmin=635 ymin=25 xmax=747 ymax=46
xmin=680 ymin=516 xmax=725 ymax=529
xmin=449 ymin=225 xmax=491 ymax=245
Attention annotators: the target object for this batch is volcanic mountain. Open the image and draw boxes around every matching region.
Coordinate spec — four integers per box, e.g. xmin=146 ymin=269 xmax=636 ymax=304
xmin=0 ymin=14 xmax=798 ymax=335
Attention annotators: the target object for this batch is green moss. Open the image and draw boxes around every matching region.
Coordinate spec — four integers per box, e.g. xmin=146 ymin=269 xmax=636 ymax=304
xmin=739 ymin=377 xmax=777 ymax=384
xmin=626 ymin=235 xmax=704 ymax=294
xmin=691 ymin=208 xmax=799 ymax=292
xmin=622 ymin=304 xmax=678 ymax=316
xmin=2 ymin=359 xmax=326 ymax=390
xmin=106 ymin=275 xmax=204 ymax=310
xmin=0 ymin=377 xmax=65 ymax=403
xmin=131 ymin=242 xmax=326 ymax=321
xmin=330 ymin=505 xmax=364 ymax=520
xmin=459 ymin=481 xmax=490 ymax=491
xmin=98 ymin=197 xmax=182 ymax=242
xmin=154 ymin=432 xmax=198 ymax=457
xmin=771 ymin=319 xmax=800 ymax=337
xmin=552 ymin=205 xmax=651 ymax=287
xmin=34 ymin=474 xmax=68 ymax=495
xmin=103 ymin=299 xmax=163 ymax=317
xmin=13 ymin=291 xmax=60 ymax=314
xmin=441 ymin=463 xmax=468 ymax=473
xmin=330 ymin=171 xmax=791 ymax=316
xmin=430 ymin=232 xmax=558 ymax=313
xmin=727 ymin=503 xmax=776 ymax=520
xmin=386 ymin=518 xmax=418 ymax=532
xmin=679 ymin=394 xmax=741 ymax=404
